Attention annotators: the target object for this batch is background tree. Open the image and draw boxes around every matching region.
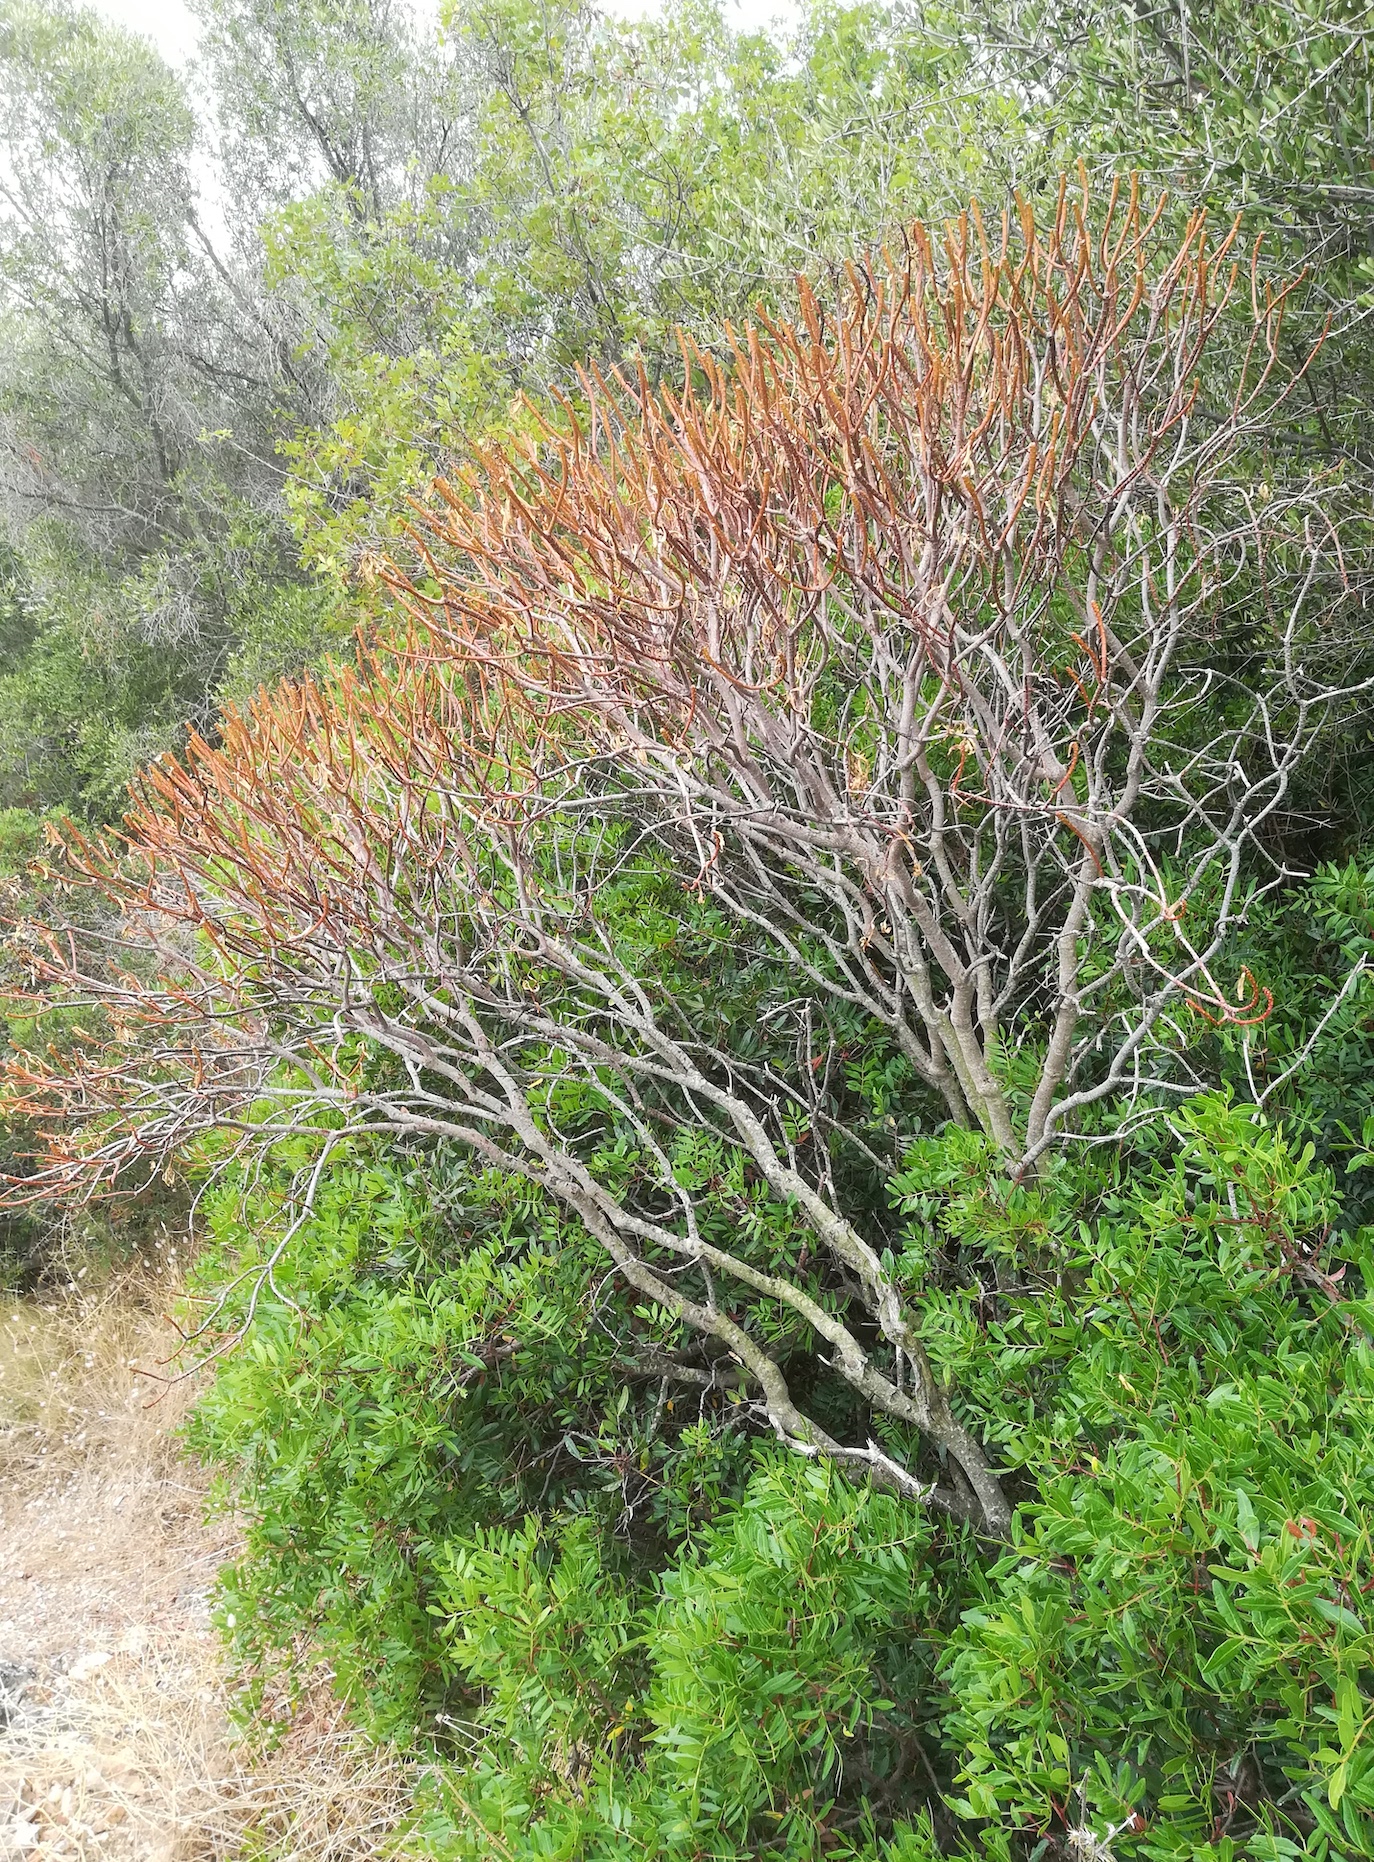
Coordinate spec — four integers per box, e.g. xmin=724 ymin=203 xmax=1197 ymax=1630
xmin=0 ymin=0 xmax=341 ymax=816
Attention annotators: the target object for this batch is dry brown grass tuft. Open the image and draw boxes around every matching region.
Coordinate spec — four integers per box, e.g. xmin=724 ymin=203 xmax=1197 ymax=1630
xmin=0 ymin=1277 xmax=419 ymax=1861
xmin=2 ymin=1652 xmax=420 ymax=1861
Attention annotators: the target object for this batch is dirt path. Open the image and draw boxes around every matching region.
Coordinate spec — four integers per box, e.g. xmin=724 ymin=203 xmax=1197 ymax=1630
xmin=0 ymin=1289 xmax=413 ymax=1862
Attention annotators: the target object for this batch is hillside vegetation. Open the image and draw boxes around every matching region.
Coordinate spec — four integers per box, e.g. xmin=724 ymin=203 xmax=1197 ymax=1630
xmin=5 ymin=2 xmax=1374 ymax=1859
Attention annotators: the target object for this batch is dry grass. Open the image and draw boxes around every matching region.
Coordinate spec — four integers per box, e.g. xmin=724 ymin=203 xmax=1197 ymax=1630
xmin=0 ymin=1273 xmax=420 ymax=1861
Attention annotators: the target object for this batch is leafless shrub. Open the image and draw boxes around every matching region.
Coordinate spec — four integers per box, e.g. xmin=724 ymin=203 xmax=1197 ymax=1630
xmin=6 ymin=184 xmax=1370 ymax=1535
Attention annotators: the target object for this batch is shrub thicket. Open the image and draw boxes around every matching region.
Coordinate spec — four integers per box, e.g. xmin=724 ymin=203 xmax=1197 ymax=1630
xmin=186 ymin=1080 xmax=1374 ymax=1858
xmin=5 ymin=4 xmax=1374 ymax=1852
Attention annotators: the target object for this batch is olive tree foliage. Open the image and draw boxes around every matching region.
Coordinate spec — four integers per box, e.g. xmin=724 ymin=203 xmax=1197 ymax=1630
xmin=191 ymin=0 xmax=481 ymax=225
xmin=974 ymin=0 xmax=1374 ymax=249
xmin=244 ymin=0 xmax=1045 ymax=577
xmin=185 ymin=0 xmax=500 ymax=592
xmin=0 ymin=3 xmax=199 ymax=547
xmin=0 ymin=0 xmax=334 ymax=813
xmin=440 ymin=0 xmax=1040 ymax=371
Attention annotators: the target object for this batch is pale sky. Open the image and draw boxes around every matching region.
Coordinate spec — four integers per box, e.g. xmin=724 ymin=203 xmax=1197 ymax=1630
xmin=88 ymin=0 xmax=201 ymax=67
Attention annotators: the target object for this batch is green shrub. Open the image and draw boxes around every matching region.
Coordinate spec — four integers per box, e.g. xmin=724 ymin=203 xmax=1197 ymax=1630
xmin=931 ymin=1099 xmax=1374 ymax=1857
xmin=190 ymin=1090 xmax=1374 ymax=1856
xmin=418 ymin=1460 xmax=948 ymax=1861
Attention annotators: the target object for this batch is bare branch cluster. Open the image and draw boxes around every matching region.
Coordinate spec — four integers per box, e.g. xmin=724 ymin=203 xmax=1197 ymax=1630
xmin=393 ymin=176 xmax=1370 ymax=1167
xmin=6 ymin=181 xmax=1370 ymax=1533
